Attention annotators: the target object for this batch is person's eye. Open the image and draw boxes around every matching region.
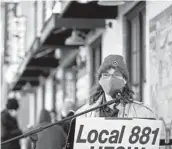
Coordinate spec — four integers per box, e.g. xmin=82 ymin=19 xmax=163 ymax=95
xmin=116 ymin=76 xmax=123 ymax=80
xmin=114 ymin=72 xmax=122 ymax=77
xmin=102 ymin=73 xmax=110 ymax=77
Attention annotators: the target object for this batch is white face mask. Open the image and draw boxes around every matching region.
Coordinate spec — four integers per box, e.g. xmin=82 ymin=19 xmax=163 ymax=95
xmin=99 ymin=76 xmax=126 ymax=97
xmin=99 ymin=68 xmax=126 ymax=97
xmin=9 ymin=110 xmax=17 ymax=117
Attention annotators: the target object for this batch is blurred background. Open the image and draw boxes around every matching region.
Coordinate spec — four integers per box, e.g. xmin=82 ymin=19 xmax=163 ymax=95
xmin=1 ymin=0 xmax=172 ymax=148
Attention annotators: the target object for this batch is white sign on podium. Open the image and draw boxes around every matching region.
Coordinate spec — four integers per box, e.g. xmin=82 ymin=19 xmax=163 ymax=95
xmin=73 ymin=118 xmax=162 ymax=149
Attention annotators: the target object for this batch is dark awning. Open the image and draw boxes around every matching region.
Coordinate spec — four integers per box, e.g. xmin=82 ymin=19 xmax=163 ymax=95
xmin=40 ymin=13 xmax=106 ymax=47
xmin=12 ymin=37 xmax=59 ymax=91
xmin=60 ymin=1 xmax=118 ymax=19
xmin=11 ymin=8 xmax=108 ymax=91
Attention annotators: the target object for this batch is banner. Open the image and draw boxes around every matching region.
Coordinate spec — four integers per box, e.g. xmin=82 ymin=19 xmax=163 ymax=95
xmin=74 ymin=118 xmax=162 ymax=149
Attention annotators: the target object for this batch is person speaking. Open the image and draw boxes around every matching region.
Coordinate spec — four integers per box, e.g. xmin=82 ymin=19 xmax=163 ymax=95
xmin=75 ymin=54 xmax=155 ymax=118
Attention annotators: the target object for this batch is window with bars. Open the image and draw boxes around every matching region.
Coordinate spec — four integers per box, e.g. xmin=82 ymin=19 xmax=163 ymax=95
xmin=125 ymin=2 xmax=146 ymax=101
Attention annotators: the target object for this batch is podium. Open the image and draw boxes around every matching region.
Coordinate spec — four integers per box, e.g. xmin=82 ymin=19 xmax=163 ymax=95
xmin=65 ymin=118 xmax=171 ymax=149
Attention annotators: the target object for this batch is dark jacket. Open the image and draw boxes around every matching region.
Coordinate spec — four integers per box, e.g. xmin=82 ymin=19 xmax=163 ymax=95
xmin=1 ymin=110 xmax=22 ymax=149
xmin=61 ymin=111 xmax=75 ymax=135
xmin=36 ymin=110 xmax=67 ymax=149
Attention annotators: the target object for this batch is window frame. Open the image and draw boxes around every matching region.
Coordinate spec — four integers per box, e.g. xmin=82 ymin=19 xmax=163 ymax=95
xmin=90 ymin=36 xmax=102 ymax=86
xmin=124 ymin=1 xmax=146 ymax=101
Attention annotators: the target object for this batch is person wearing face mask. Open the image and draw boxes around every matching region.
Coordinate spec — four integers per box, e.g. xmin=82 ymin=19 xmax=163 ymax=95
xmin=75 ymin=54 xmax=156 ymax=118
xmin=1 ymin=98 xmax=23 ymax=149
xmin=64 ymin=55 xmax=156 ymax=149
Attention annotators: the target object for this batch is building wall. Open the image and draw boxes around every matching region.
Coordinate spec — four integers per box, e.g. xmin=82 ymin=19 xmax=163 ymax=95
xmin=18 ymin=94 xmax=30 ymax=130
xmin=1 ymin=3 xmax=6 ymax=111
xmin=76 ymin=74 xmax=89 ymax=106
xmin=102 ymin=1 xmax=151 ymax=103
xmin=20 ymin=1 xmax=35 ymax=51
xmin=29 ymin=93 xmax=36 ymax=126
xmin=36 ymin=85 xmax=43 ymax=121
xmin=55 ymin=67 xmax=64 ymax=120
xmin=15 ymin=1 xmax=36 ymax=131
xmin=102 ymin=1 xmax=138 ymax=60
xmin=102 ymin=1 xmax=172 ymax=108
xmin=76 ymin=46 xmax=90 ymax=106
xmin=45 ymin=77 xmax=53 ymax=111
xmin=146 ymin=1 xmax=172 ymax=122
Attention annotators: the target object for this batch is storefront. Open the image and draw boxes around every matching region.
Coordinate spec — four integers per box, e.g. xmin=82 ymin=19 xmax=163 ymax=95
xmin=59 ymin=1 xmax=118 ymax=108
xmin=3 ymin=1 xmax=172 ymax=147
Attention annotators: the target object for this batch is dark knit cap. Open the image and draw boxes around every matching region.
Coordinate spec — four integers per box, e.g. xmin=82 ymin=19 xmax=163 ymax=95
xmin=98 ymin=55 xmax=129 ymax=80
xmin=6 ymin=98 xmax=19 ymax=110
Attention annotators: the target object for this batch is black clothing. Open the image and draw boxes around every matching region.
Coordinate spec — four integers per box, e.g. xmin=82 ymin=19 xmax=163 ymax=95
xmin=1 ymin=110 xmax=22 ymax=149
xmin=61 ymin=111 xmax=75 ymax=135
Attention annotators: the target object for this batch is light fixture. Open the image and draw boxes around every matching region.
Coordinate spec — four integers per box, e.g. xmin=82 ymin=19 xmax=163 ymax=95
xmin=77 ymin=0 xmax=89 ymax=4
xmin=65 ymin=30 xmax=85 ymax=46
xmin=98 ymin=0 xmax=125 ymax=6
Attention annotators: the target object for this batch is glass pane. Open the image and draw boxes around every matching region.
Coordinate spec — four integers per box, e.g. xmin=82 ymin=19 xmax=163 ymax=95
xmin=131 ymin=16 xmax=138 ymax=53
xmin=132 ymin=53 xmax=140 ymax=84
xmin=93 ymin=45 xmax=101 ymax=84
xmin=65 ymin=71 xmax=75 ymax=99
xmin=142 ymin=10 xmax=146 ymax=82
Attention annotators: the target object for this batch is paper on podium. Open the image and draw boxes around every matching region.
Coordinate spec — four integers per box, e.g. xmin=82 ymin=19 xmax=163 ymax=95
xmin=66 ymin=118 xmax=162 ymax=149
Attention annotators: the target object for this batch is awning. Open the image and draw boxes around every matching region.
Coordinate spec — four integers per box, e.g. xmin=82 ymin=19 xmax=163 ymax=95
xmin=60 ymin=1 xmax=118 ymax=19
xmin=12 ymin=37 xmax=59 ymax=91
xmin=40 ymin=13 xmax=106 ymax=47
xmin=11 ymin=7 xmax=110 ymax=91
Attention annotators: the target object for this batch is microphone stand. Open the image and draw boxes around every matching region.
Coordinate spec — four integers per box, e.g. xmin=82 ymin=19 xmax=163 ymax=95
xmin=1 ymin=98 xmax=118 ymax=147
xmin=2 ymin=95 xmax=172 ymax=147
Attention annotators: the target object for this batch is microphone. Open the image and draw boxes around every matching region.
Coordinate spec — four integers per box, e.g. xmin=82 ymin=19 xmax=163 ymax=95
xmin=1 ymin=96 xmax=119 ymax=146
xmin=111 ymin=89 xmax=122 ymax=98
xmin=2 ymin=90 xmax=171 ymax=147
xmin=110 ymin=90 xmax=123 ymax=114
xmin=111 ymin=90 xmax=124 ymax=107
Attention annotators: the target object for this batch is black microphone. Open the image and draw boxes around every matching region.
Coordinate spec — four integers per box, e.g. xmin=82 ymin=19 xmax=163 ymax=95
xmin=111 ymin=90 xmax=123 ymax=108
xmin=111 ymin=89 xmax=123 ymax=100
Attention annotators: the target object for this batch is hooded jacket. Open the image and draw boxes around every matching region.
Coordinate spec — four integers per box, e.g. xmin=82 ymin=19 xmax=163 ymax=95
xmin=1 ymin=110 xmax=22 ymax=149
xmin=36 ymin=110 xmax=67 ymax=149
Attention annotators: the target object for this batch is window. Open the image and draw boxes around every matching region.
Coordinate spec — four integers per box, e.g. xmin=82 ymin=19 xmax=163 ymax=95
xmin=64 ymin=69 xmax=76 ymax=101
xmin=76 ymin=47 xmax=87 ymax=79
xmin=125 ymin=2 xmax=146 ymax=101
xmin=91 ymin=36 xmax=102 ymax=86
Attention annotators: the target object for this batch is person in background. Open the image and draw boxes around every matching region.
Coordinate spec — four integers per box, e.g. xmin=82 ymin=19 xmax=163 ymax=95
xmin=36 ymin=109 xmax=67 ymax=149
xmin=61 ymin=110 xmax=75 ymax=135
xmin=61 ymin=100 xmax=75 ymax=135
xmin=1 ymin=98 xmax=23 ymax=149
